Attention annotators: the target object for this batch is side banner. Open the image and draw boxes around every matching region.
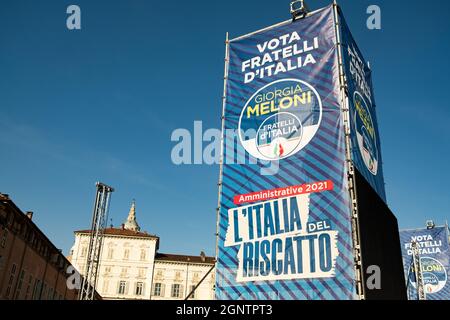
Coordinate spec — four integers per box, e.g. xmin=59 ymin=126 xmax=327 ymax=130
xmin=339 ymin=10 xmax=387 ymax=202
xmin=400 ymin=227 xmax=450 ymax=300
xmin=216 ymin=5 xmax=356 ymax=300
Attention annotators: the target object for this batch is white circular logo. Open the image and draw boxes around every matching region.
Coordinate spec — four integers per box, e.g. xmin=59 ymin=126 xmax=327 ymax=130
xmin=353 ymin=91 xmax=379 ymax=175
xmin=409 ymin=257 xmax=448 ymax=294
xmin=238 ymin=79 xmax=322 ymax=161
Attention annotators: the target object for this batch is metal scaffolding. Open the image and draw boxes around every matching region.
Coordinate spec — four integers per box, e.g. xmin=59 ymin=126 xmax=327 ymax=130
xmin=411 ymin=241 xmax=426 ymax=300
xmin=79 ymin=182 xmax=114 ymax=300
xmin=332 ymin=0 xmax=365 ymax=299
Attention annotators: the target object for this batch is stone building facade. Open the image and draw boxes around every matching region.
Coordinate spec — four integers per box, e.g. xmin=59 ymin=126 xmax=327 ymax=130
xmin=0 ymin=193 xmax=94 ymax=300
xmin=70 ymin=201 xmax=215 ymax=300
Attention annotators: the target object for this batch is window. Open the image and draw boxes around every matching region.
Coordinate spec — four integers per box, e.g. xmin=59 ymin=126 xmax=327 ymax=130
xmin=120 ymin=267 xmax=128 ymax=276
xmin=107 ymin=248 xmax=114 ymax=260
xmin=124 ymin=249 xmax=130 ymax=260
xmin=32 ymin=279 xmax=41 ymax=300
xmin=1 ymin=230 xmax=7 ymax=248
xmin=80 ymin=246 xmax=87 ymax=258
xmin=5 ymin=263 xmax=16 ymax=298
xmin=15 ymin=269 xmax=26 ymax=299
xmin=189 ymin=285 xmax=196 ymax=299
xmin=102 ymin=280 xmax=109 ymax=293
xmin=140 ymin=249 xmax=146 ymax=261
xmin=104 ymin=266 xmax=111 ymax=274
xmin=135 ymin=282 xmax=144 ymax=296
xmin=171 ymin=284 xmax=182 ymax=298
xmin=153 ymin=283 xmax=163 ymax=297
xmin=42 ymin=283 xmax=47 ymax=300
xmin=25 ymin=275 xmax=33 ymax=299
xmin=48 ymin=287 xmax=54 ymax=300
xmin=118 ymin=281 xmax=127 ymax=295
xmin=138 ymin=268 xmax=146 ymax=278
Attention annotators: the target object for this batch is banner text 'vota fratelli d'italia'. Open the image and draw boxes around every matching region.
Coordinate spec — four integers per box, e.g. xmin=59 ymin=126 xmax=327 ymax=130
xmin=216 ymin=5 xmax=356 ymax=300
xmin=339 ymin=10 xmax=386 ymax=202
xmin=400 ymin=227 xmax=450 ymax=300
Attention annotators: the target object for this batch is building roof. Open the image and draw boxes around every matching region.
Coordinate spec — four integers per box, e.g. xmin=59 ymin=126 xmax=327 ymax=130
xmin=155 ymin=252 xmax=215 ymax=265
xmin=75 ymin=227 xmax=158 ymax=240
xmin=1 ymin=193 xmax=69 ymax=259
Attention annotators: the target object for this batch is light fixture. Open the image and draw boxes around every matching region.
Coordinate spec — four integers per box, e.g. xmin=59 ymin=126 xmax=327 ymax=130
xmin=290 ymin=0 xmax=309 ymax=20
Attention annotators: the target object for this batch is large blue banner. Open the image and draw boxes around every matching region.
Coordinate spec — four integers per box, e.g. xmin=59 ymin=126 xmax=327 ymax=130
xmin=216 ymin=5 xmax=357 ymax=300
xmin=339 ymin=11 xmax=387 ymax=202
xmin=400 ymin=226 xmax=450 ymax=300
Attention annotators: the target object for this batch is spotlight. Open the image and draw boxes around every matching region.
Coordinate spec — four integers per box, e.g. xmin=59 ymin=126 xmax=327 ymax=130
xmin=426 ymin=220 xmax=435 ymax=230
xmin=290 ymin=1 xmax=309 ymax=20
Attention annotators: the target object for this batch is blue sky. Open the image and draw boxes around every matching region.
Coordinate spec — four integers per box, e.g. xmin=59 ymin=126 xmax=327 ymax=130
xmin=0 ymin=0 xmax=449 ymax=257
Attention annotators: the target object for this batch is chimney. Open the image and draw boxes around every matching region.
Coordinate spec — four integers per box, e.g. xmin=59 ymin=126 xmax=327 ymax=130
xmin=121 ymin=223 xmax=125 ymax=230
xmin=26 ymin=211 xmax=34 ymax=220
xmin=200 ymin=251 xmax=206 ymax=262
xmin=0 ymin=193 xmax=10 ymax=200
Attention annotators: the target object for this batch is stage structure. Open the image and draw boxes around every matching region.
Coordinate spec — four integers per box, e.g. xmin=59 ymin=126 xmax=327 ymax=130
xmin=79 ymin=182 xmax=114 ymax=300
xmin=215 ymin=1 xmax=406 ymax=300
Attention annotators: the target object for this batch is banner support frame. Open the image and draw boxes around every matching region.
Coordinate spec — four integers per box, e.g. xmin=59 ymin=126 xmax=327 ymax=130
xmin=214 ymin=32 xmax=230 ymax=298
xmin=332 ymin=0 xmax=365 ymax=300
